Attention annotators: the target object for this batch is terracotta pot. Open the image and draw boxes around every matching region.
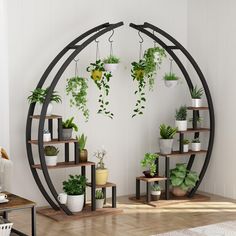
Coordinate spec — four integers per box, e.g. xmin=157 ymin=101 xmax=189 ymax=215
xmin=172 ymin=187 xmax=187 ymax=197
xmin=96 ymin=168 xmax=108 ymax=185
xmin=79 ymin=149 xmax=88 ymax=162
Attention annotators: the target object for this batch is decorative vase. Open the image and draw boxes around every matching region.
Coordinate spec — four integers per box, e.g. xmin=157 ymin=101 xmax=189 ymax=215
xmin=92 ymin=70 xmax=102 ymax=81
xmin=67 ymin=194 xmax=84 ymax=212
xmin=183 ymin=144 xmax=189 ymax=153
xmin=164 ymin=80 xmax=178 ymax=88
xmin=192 ymin=98 xmax=202 ymax=107
xmin=45 ymin=155 xmax=57 ymax=166
xmin=191 ymin=142 xmax=201 ymax=151
xmin=96 ymin=199 xmax=104 ymax=209
xmin=96 ymin=169 xmax=108 ymax=185
xmin=151 ymin=190 xmax=161 ymax=201
xmin=159 ymin=139 xmax=174 ymax=155
xmin=104 ymin=63 xmax=118 ymax=72
xmin=62 ymin=128 xmax=72 ymax=140
xmin=172 ymin=187 xmax=187 ymax=197
xmin=79 ymin=149 xmax=88 ymax=162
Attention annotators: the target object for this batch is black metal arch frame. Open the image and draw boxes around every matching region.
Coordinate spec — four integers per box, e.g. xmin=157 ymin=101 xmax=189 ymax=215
xmin=26 ymin=21 xmax=214 ymax=215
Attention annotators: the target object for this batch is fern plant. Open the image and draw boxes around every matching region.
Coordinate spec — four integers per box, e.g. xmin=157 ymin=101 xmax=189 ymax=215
xmin=191 ymin=85 xmax=204 ymax=99
xmin=175 ymin=105 xmax=187 ymax=121
xmin=160 ymin=124 xmax=177 ymax=139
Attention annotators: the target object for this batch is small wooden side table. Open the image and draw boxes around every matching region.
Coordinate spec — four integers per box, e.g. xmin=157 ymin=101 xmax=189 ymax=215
xmin=0 ymin=192 xmax=36 ymax=236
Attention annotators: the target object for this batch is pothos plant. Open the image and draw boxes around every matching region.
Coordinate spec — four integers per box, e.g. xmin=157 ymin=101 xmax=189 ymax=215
xmin=66 ymin=76 xmax=89 ymax=122
xmin=87 ymin=60 xmax=114 ymax=119
xmin=131 ymin=47 xmax=166 ymax=117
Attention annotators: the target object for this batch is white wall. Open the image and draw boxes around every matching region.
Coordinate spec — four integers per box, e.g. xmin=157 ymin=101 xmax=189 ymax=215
xmin=5 ymin=0 xmax=189 ymax=206
xmin=188 ymin=0 xmax=236 ymax=198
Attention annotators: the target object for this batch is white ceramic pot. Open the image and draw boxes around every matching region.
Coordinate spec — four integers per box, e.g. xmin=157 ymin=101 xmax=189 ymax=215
xmin=192 ymin=98 xmax=202 ymax=107
xmin=159 ymin=139 xmax=174 ymax=155
xmin=57 ymin=193 xmax=67 ymax=204
xmin=38 ymin=102 xmax=53 ymax=115
xmin=43 ymin=133 xmax=51 ymax=142
xmin=67 ymin=194 xmax=84 ymax=212
xmin=191 ymin=142 xmax=201 ymax=151
xmin=164 ymin=80 xmax=178 ymax=88
xmin=96 ymin=199 xmax=104 ymax=209
xmin=45 ymin=155 xmax=57 ymax=166
xmin=183 ymin=144 xmax=189 ymax=153
xmin=175 ymin=120 xmax=187 ymax=131
xmin=104 ymin=63 xmax=118 ymax=72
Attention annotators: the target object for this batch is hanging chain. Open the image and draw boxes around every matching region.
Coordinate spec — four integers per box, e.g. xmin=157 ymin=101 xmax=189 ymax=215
xmin=73 ymin=58 xmax=79 ymax=77
xmin=169 ymin=58 xmax=173 ymax=74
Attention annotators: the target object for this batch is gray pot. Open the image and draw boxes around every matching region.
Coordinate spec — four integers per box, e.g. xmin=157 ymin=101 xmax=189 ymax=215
xmin=159 ymin=139 xmax=174 ymax=155
xmin=96 ymin=199 xmax=104 ymax=209
xmin=62 ymin=128 xmax=73 ymax=140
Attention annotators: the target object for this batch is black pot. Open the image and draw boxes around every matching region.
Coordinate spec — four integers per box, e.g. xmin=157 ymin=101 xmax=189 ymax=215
xmin=143 ymin=171 xmax=158 ymax=178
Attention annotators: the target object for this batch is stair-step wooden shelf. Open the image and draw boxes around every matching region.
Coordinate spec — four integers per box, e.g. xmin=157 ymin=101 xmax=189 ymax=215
xmin=86 ymin=182 xmax=116 ymax=188
xmin=30 ymin=114 xmax=62 ymax=119
xmin=28 ymin=138 xmax=77 ymax=145
xmin=32 ymin=161 xmax=95 ymax=170
xmin=136 ymin=176 xmax=167 ymax=182
xmin=177 ymin=128 xmax=210 ymax=133
xmin=187 ymin=106 xmax=208 ymax=110
xmin=158 ymin=150 xmax=207 ymax=157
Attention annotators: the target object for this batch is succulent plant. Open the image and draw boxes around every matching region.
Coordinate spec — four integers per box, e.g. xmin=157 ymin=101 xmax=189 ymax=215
xmin=44 ymin=146 xmax=59 ymax=156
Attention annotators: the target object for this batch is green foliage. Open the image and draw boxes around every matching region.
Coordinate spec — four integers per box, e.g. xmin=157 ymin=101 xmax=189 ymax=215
xmin=77 ymin=134 xmax=87 ymax=150
xmin=175 ymin=105 xmax=187 ymax=121
xmin=189 ymin=117 xmax=203 ymax=123
xmin=163 ymin=72 xmax=179 ymax=81
xmin=66 ymin=76 xmax=89 ymax=122
xmin=94 ymin=149 xmax=107 ymax=169
xmin=151 ymin=183 xmax=161 ymax=191
xmin=62 ymin=117 xmax=78 ymax=132
xmin=191 ymin=85 xmax=204 ymax=99
xmin=103 ymin=55 xmax=120 ymax=64
xmin=28 ymin=88 xmax=61 ymax=104
xmin=87 ymin=60 xmax=105 ymax=72
xmin=160 ymin=124 xmax=177 ymax=139
xmin=95 ymin=190 xmax=104 ymax=199
xmin=140 ymin=153 xmax=159 ymax=177
xmin=44 ymin=146 xmax=59 ymax=156
xmin=192 ymin=138 xmax=200 ymax=143
xmin=63 ymin=175 xmax=87 ymax=195
xmin=170 ymin=163 xmax=199 ymax=191
xmin=183 ymin=139 xmax=190 ymax=145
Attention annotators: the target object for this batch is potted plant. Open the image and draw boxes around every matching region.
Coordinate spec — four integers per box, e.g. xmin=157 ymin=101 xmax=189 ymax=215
xmin=66 ymin=76 xmax=89 ymax=122
xmin=103 ymin=55 xmax=120 ymax=72
xmin=159 ymin=124 xmax=177 ymax=155
xmin=191 ymin=85 xmax=204 ymax=107
xmin=175 ymin=105 xmax=187 ymax=131
xmin=63 ymin=175 xmax=86 ymax=212
xmin=94 ymin=149 xmax=108 ymax=185
xmin=28 ymin=87 xmax=61 ymax=115
xmin=191 ymin=138 xmax=201 ymax=151
xmin=140 ymin=153 xmax=159 ymax=178
xmin=77 ymin=134 xmax=88 ymax=163
xmin=170 ymin=163 xmax=199 ymax=197
xmin=189 ymin=117 xmax=203 ymax=128
xmin=151 ymin=183 xmax=161 ymax=201
xmin=62 ymin=117 xmax=78 ymax=140
xmin=44 ymin=146 xmax=59 ymax=166
xmin=183 ymin=139 xmax=190 ymax=153
xmin=86 ymin=60 xmax=104 ymax=81
xmin=95 ymin=190 xmax=105 ymax=209
xmin=163 ymin=72 xmax=179 ymax=88
xmin=43 ymin=130 xmax=51 ymax=142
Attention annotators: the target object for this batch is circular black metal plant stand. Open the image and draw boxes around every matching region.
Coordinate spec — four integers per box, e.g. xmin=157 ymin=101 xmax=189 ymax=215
xmin=26 ymin=21 xmax=214 ymax=215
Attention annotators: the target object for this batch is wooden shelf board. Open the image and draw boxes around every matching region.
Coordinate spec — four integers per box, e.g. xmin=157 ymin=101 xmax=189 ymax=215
xmin=32 ymin=161 xmax=95 ymax=170
xmin=158 ymin=150 xmax=207 ymax=158
xmin=86 ymin=182 xmax=116 ymax=188
xmin=30 ymin=114 xmax=62 ymax=119
xmin=136 ymin=176 xmax=167 ymax=182
xmin=177 ymin=128 xmax=210 ymax=133
xmin=28 ymin=138 xmax=77 ymax=145
xmin=187 ymin=106 xmax=209 ymax=110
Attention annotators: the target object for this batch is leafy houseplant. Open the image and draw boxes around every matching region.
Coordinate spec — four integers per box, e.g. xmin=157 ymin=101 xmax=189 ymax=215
xmin=66 ymin=76 xmax=89 ymax=122
xmin=140 ymin=153 xmax=159 ymax=177
xmin=94 ymin=149 xmax=108 ymax=185
xmin=95 ymin=190 xmax=105 ymax=209
xmin=163 ymin=72 xmax=179 ymax=88
xmin=175 ymin=105 xmax=187 ymax=131
xmin=159 ymin=124 xmax=177 ymax=155
xmin=63 ymin=175 xmax=87 ymax=212
xmin=87 ymin=60 xmax=114 ymax=119
xmin=103 ymin=55 xmax=120 ymax=72
xmin=44 ymin=146 xmax=59 ymax=166
xmin=62 ymin=117 xmax=78 ymax=140
xmin=191 ymin=85 xmax=204 ymax=107
xmin=191 ymin=138 xmax=201 ymax=151
xmin=183 ymin=139 xmax=190 ymax=153
xmin=151 ymin=184 xmax=161 ymax=201
xmin=170 ymin=163 xmax=199 ymax=197
xmin=77 ymin=134 xmax=88 ymax=163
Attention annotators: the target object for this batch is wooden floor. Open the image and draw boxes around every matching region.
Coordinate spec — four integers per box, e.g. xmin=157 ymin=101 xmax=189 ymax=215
xmin=7 ymin=192 xmax=236 ymax=236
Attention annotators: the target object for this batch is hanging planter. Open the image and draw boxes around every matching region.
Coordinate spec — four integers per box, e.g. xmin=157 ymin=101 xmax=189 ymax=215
xmin=103 ymin=55 xmax=120 ymax=72
xmin=163 ymin=59 xmax=180 ymax=88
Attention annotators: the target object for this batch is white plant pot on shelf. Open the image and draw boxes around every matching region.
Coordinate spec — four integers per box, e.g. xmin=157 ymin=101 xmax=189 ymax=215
xmin=159 ymin=139 xmax=174 ymax=155
xmin=191 ymin=142 xmax=201 ymax=151
xmin=164 ymin=80 xmax=178 ymax=88
xmin=183 ymin=144 xmax=189 ymax=153
xmin=192 ymin=99 xmax=202 ymax=107
xmin=38 ymin=102 xmax=53 ymax=116
xmin=96 ymin=199 xmax=104 ymax=209
xmin=45 ymin=156 xmax=57 ymax=166
xmin=43 ymin=133 xmax=51 ymax=142
xmin=175 ymin=120 xmax=187 ymax=131
xmin=67 ymin=194 xmax=84 ymax=212
xmin=104 ymin=63 xmax=118 ymax=72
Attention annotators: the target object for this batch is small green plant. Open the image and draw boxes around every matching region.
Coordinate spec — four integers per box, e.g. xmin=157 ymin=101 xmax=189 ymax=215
xmin=62 ymin=117 xmax=78 ymax=132
xmin=160 ymin=124 xmax=177 ymax=139
xmin=170 ymin=163 xmax=199 ymax=191
xmin=103 ymin=55 xmax=120 ymax=64
xmin=189 ymin=117 xmax=203 ymax=123
xmin=151 ymin=183 xmax=161 ymax=191
xmin=175 ymin=105 xmax=187 ymax=121
xmin=140 ymin=153 xmax=159 ymax=177
xmin=77 ymin=134 xmax=87 ymax=150
xmin=192 ymin=138 xmax=201 ymax=143
xmin=183 ymin=139 xmax=190 ymax=145
xmin=44 ymin=146 xmax=59 ymax=156
xmin=94 ymin=149 xmax=107 ymax=169
xmin=95 ymin=190 xmax=104 ymax=199
xmin=63 ymin=175 xmax=87 ymax=195
xmin=163 ymin=72 xmax=179 ymax=81
xmin=191 ymin=85 xmax=204 ymax=99
xmin=66 ymin=76 xmax=89 ymax=122
xmin=28 ymin=88 xmax=61 ymax=104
